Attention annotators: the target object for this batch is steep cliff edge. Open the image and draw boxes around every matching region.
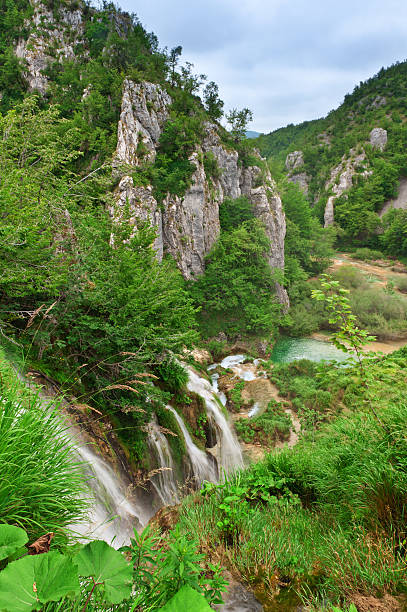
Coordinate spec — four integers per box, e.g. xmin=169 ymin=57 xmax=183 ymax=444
xmin=114 ymin=80 xmax=288 ymax=304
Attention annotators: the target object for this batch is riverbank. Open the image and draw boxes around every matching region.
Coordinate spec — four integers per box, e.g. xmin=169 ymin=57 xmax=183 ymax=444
xmin=172 ymin=346 xmax=407 ymax=610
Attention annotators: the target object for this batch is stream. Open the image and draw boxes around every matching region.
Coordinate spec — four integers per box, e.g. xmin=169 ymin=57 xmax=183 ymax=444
xmin=33 ymin=335 xmax=386 ymax=609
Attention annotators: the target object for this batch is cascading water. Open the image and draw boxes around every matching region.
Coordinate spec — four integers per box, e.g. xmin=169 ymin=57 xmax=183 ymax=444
xmin=186 ymin=367 xmax=243 ymax=474
xmin=68 ymin=432 xmax=150 ymax=548
xmin=22 ymin=378 xmax=150 ymax=549
xmin=166 ymin=405 xmax=218 ymax=486
xmin=147 ymin=417 xmax=180 ymax=507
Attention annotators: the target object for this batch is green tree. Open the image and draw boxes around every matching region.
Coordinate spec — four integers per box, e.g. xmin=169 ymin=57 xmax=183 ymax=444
xmin=226 ymin=107 xmax=253 ymax=142
xmin=190 ymin=219 xmax=281 ymax=337
xmin=203 ymin=81 xmax=224 ymax=121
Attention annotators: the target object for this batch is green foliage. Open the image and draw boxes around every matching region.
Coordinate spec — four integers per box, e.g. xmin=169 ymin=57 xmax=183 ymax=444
xmin=121 ymin=525 xmax=227 ymax=608
xmin=156 ymin=356 xmax=188 ymax=392
xmin=219 ymin=195 xmax=253 ymax=231
xmin=159 ymin=585 xmax=212 ymax=611
xmin=202 ymin=81 xmax=224 ymax=121
xmin=226 ymin=107 xmax=253 ymax=143
xmin=0 ymin=97 xmax=82 ymax=301
xmin=0 ymin=525 xmax=28 ymax=562
xmin=75 ymin=540 xmax=132 ymax=604
xmin=151 ymin=111 xmax=203 ymax=203
xmin=0 ymin=551 xmax=80 ymax=611
xmin=235 ymin=400 xmax=291 ymax=445
xmin=0 ymin=350 xmax=88 ymax=542
xmin=228 ymin=380 xmax=246 ymax=411
xmin=190 ymin=219 xmax=282 ymax=337
xmin=202 ymin=150 xmax=222 ymax=182
xmin=381 ymin=209 xmax=407 ymax=257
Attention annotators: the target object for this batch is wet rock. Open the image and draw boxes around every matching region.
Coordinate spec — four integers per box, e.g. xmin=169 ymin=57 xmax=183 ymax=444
xmin=214 ymin=583 xmax=263 ymax=612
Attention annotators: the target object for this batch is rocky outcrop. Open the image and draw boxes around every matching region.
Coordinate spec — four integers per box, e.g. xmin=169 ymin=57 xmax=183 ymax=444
xmin=15 ymin=0 xmax=86 ymax=94
xmin=285 ymin=151 xmax=304 ymax=172
xmin=285 ymin=150 xmax=309 ymax=195
xmin=116 ymin=80 xmax=171 ymax=165
xmin=114 ymin=80 xmax=289 ymax=306
xmin=379 ymin=177 xmax=407 ymax=217
xmin=324 ymin=149 xmax=371 ymax=227
xmin=370 ymin=127 xmax=387 ymax=151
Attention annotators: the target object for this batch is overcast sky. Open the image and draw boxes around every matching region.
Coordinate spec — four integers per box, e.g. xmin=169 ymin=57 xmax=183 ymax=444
xmin=118 ymin=0 xmax=407 ymax=133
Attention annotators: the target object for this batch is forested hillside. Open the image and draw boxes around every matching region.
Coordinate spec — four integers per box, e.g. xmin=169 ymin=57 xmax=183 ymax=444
xmin=1 ymin=2 xmax=407 ymax=610
xmin=0 ymin=0 xmax=295 ymax=466
xmin=257 ymin=61 xmax=407 ymax=255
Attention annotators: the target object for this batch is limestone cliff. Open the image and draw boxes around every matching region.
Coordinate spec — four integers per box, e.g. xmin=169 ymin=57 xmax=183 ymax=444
xmin=114 ymin=80 xmax=289 ymax=306
xmin=15 ymin=0 xmax=86 ymax=94
xmin=285 ymin=150 xmax=309 ymax=194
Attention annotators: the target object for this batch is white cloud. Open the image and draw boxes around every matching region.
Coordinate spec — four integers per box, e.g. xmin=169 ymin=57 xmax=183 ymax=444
xmin=121 ymin=0 xmax=407 ymax=132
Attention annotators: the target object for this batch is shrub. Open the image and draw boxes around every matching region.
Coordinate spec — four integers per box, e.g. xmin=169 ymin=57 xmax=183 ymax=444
xmin=394 ymin=275 xmax=407 ymax=293
xmin=332 ymin=265 xmax=367 ymax=289
xmin=352 ymin=247 xmax=384 ymax=261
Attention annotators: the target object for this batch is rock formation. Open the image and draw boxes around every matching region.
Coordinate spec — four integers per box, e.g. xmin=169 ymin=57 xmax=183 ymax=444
xmin=370 ymin=127 xmax=388 ymax=151
xmin=114 ymin=80 xmax=289 ymax=306
xmin=15 ymin=0 xmax=86 ymax=94
xmin=285 ymin=150 xmax=309 ymax=194
xmin=324 ymin=149 xmax=371 ymax=227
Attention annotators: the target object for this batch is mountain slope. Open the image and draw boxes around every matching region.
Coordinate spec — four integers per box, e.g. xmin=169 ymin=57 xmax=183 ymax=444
xmin=256 ymin=61 xmax=407 ymax=252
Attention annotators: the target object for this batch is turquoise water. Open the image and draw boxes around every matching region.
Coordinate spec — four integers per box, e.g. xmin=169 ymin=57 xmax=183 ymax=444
xmin=271 ymin=337 xmax=350 ymax=364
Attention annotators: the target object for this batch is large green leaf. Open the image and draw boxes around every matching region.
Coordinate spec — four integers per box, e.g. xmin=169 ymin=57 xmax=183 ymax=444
xmin=0 ymin=552 xmax=79 ymax=611
xmin=0 ymin=525 xmax=28 ymax=562
xmin=159 ymin=586 xmax=212 ymax=611
xmin=75 ymin=540 xmax=132 ymax=604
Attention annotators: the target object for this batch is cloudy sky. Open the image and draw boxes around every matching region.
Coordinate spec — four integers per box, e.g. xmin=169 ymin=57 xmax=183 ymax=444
xmin=119 ymin=0 xmax=407 ymax=133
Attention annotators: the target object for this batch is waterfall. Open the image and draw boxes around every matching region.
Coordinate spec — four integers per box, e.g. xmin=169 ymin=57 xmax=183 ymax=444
xmin=69 ymin=435 xmax=150 ymax=548
xmin=166 ymin=406 xmax=218 ymax=486
xmin=186 ymin=367 xmax=243 ymax=475
xmin=146 ymin=417 xmax=180 ymax=506
xmin=19 ymin=375 xmax=149 ymax=549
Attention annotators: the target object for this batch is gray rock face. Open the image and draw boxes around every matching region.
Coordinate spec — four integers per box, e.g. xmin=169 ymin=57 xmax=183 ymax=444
xmin=285 ymin=151 xmax=304 ymax=172
xmin=289 ymin=172 xmax=309 ymax=194
xmin=285 ymin=151 xmax=309 ymax=194
xmin=370 ymin=127 xmax=387 ymax=151
xmin=116 ymin=80 xmax=172 ymax=165
xmin=14 ymin=0 xmax=85 ymax=94
xmin=324 ymin=149 xmax=371 ymax=227
xmin=113 ymin=80 xmax=289 ymax=307
xmin=379 ymin=177 xmax=407 ymax=217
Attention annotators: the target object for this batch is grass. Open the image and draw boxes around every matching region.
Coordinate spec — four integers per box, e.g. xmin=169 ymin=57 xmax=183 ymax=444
xmin=235 ymin=399 xmax=291 ymax=446
xmin=0 ymin=348 xmax=89 ymax=543
xmin=174 ymin=350 xmax=407 ymax=609
xmin=330 ymin=266 xmax=407 ymax=339
xmin=352 ymin=247 xmax=384 ymax=261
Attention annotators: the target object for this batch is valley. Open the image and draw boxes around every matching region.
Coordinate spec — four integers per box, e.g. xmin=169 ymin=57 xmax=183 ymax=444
xmin=0 ymin=0 xmax=407 ymax=610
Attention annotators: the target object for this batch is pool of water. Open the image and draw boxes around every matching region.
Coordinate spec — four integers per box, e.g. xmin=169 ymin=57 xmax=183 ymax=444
xmin=271 ymin=337 xmax=350 ymax=364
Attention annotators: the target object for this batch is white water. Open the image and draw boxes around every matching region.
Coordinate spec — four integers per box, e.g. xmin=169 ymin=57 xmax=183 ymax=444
xmin=24 ymin=380 xmax=149 ymax=549
xmin=167 ymin=406 xmax=218 ymax=486
xmin=147 ymin=417 xmax=180 ymax=506
xmin=69 ymin=436 xmax=149 ymax=548
xmin=217 ymin=354 xmax=258 ymax=381
xmin=186 ymin=368 xmax=243 ymax=474
xmin=210 ymin=373 xmax=227 ymax=406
